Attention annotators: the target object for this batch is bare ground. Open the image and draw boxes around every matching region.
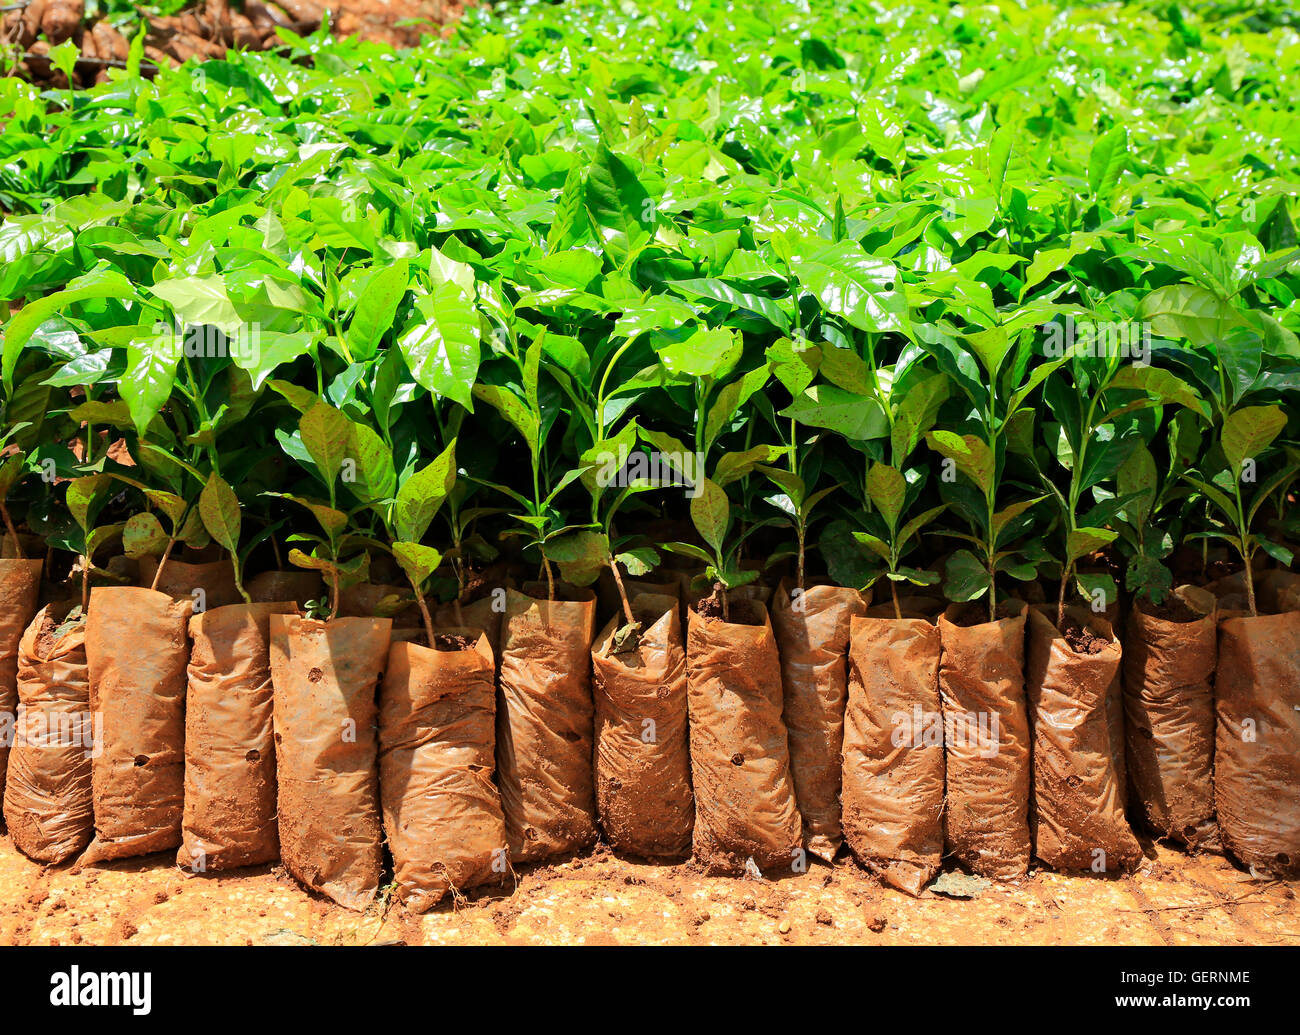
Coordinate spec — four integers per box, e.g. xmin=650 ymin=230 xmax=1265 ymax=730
xmin=2 ymin=833 xmax=1296 ymax=946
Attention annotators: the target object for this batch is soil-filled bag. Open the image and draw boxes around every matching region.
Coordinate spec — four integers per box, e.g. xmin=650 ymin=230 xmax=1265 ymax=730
xmin=842 ymin=610 xmax=944 ymax=896
xmin=1105 ymin=668 xmax=1127 ymax=807
xmin=495 ymin=587 xmax=598 ymax=862
xmin=2 ymin=603 xmax=94 ymax=863
xmin=82 ymin=586 xmax=192 ymax=864
xmin=591 ymin=594 xmax=693 ymax=858
xmin=269 ymin=614 xmax=391 ymax=909
xmin=686 ymin=598 xmax=801 ymax=875
xmin=1026 ymin=607 xmax=1141 ymax=873
xmin=1122 ymin=586 xmax=1218 ymax=849
xmin=379 ymin=631 xmax=507 ymax=911
xmin=938 ymin=601 xmax=1031 ymax=880
xmin=434 ymin=594 xmax=505 ymax=655
xmin=0 ymin=557 xmax=43 ymax=809
xmin=137 ymin=556 xmax=241 ymax=611
xmin=1213 ymin=577 xmax=1300 ymax=878
xmin=178 ymin=601 xmax=296 ymax=872
xmin=246 ymin=569 xmax=323 ymax=606
xmin=771 ymin=580 xmax=868 ymax=861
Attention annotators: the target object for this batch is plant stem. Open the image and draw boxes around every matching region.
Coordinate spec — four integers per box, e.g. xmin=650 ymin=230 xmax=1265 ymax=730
xmin=721 ymin=585 xmax=730 ymax=622
xmin=329 ymin=567 xmax=340 ymax=621
xmin=1057 ymin=572 xmax=1067 ymax=631
xmin=1231 ymin=478 xmax=1258 ymax=617
xmin=233 ymin=551 xmax=250 ymax=604
xmin=453 ymin=550 xmax=466 ymax=625
xmin=796 ymin=524 xmax=805 ymax=592
xmin=413 ymin=579 xmax=436 ymax=645
xmin=0 ymin=502 xmax=23 ymax=559
xmin=610 ymin=556 xmax=635 ymax=627
xmin=890 ymin=578 xmax=901 ymax=619
xmin=81 ymin=559 xmax=89 ymax=613
xmin=151 ymin=538 xmax=176 ymax=591
xmin=543 ymin=555 xmax=555 ymax=601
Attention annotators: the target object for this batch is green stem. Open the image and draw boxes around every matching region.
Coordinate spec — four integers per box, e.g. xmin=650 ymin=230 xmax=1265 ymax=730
xmin=595 ymin=339 xmax=636 ymax=439
xmin=796 ymin=523 xmax=805 ymax=592
xmin=1232 ymin=481 xmax=1257 ymax=617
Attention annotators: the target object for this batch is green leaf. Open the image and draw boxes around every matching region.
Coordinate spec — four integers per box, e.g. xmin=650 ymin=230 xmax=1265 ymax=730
xmin=394 ymin=440 xmax=458 ymax=543
xmin=0 ymin=454 xmax=24 ymax=501
xmin=399 ymin=282 xmax=482 ymax=410
xmin=1067 ymin=527 xmax=1117 ymax=564
xmin=348 ymin=260 xmax=410 ymax=360
xmin=199 ymin=473 xmax=241 ymax=556
xmin=150 ymin=276 xmax=241 ymax=333
xmin=342 ymin=419 xmax=397 ymax=507
xmin=690 ymin=478 xmax=729 ymax=554
xmin=271 ymin=492 xmax=349 ymax=541
xmin=789 ymin=240 xmax=907 ymax=334
xmin=544 ymin=529 xmax=610 ymax=586
xmin=3 ymin=265 xmax=137 ymax=388
xmin=1137 ymin=284 xmax=1242 ymax=347
xmin=714 ymin=444 xmax=784 ymax=487
xmin=658 ymin=326 xmax=740 ymax=379
xmin=66 ymin=474 xmax=110 ymax=533
xmin=851 ymin=530 xmax=892 ymax=562
xmin=892 ymin=372 xmax=949 ymax=463
xmin=1087 ymin=126 xmax=1127 ymax=200
xmin=897 ymin=504 xmax=947 ymax=551
xmin=781 ymin=385 xmax=889 ymax=440
xmin=944 ymin=549 xmax=990 ymax=602
xmin=1117 ymin=445 xmax=1157 ymax=529
xmin=703 ymin=363 xmax=769 ymax=451
xmin=121 ymin=329 xmax=182 ymax=436
xmin=584 ymin=145 xmax=654 ymax=262
xmin=299 ymin=401 xmax=353 ymax=493
xmin=926 ymin=431 xmax=994 ymax=492
xmin=1107 ymin=365 xmax=1207 ymax=417
xmin=865 ymin=462 xmax=906 ymax=531
xmin=1076 ymin=571 xmax=1118 ymax=611
xmin=1221 ymin=405 xmax=1286 ymax=470
xmin=392 ymin=541 xmax=444 ymax=588
xmin=992 ymin=496 xmax=1046 ymax=541
xmin=472 ymin=385 xmax=540 ymax=461
xmin=821 ymin=520 xmax=878 ymax=589
xmin=964 ymin=326 xmax=1012 ymax=377
xmin=615 ymin=546 xmax=659 ymax=576
xmin=123 ymin=512 xmax=169 ymax=559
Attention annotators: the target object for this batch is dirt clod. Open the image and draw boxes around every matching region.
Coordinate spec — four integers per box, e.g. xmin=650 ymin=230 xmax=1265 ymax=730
xmin=1061 ymin=619 xmax=1106 ymax=654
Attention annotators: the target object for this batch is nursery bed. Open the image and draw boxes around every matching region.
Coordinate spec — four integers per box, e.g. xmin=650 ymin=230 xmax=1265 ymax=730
xmin=3 ymin=833 xmax=1295 ymax=947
